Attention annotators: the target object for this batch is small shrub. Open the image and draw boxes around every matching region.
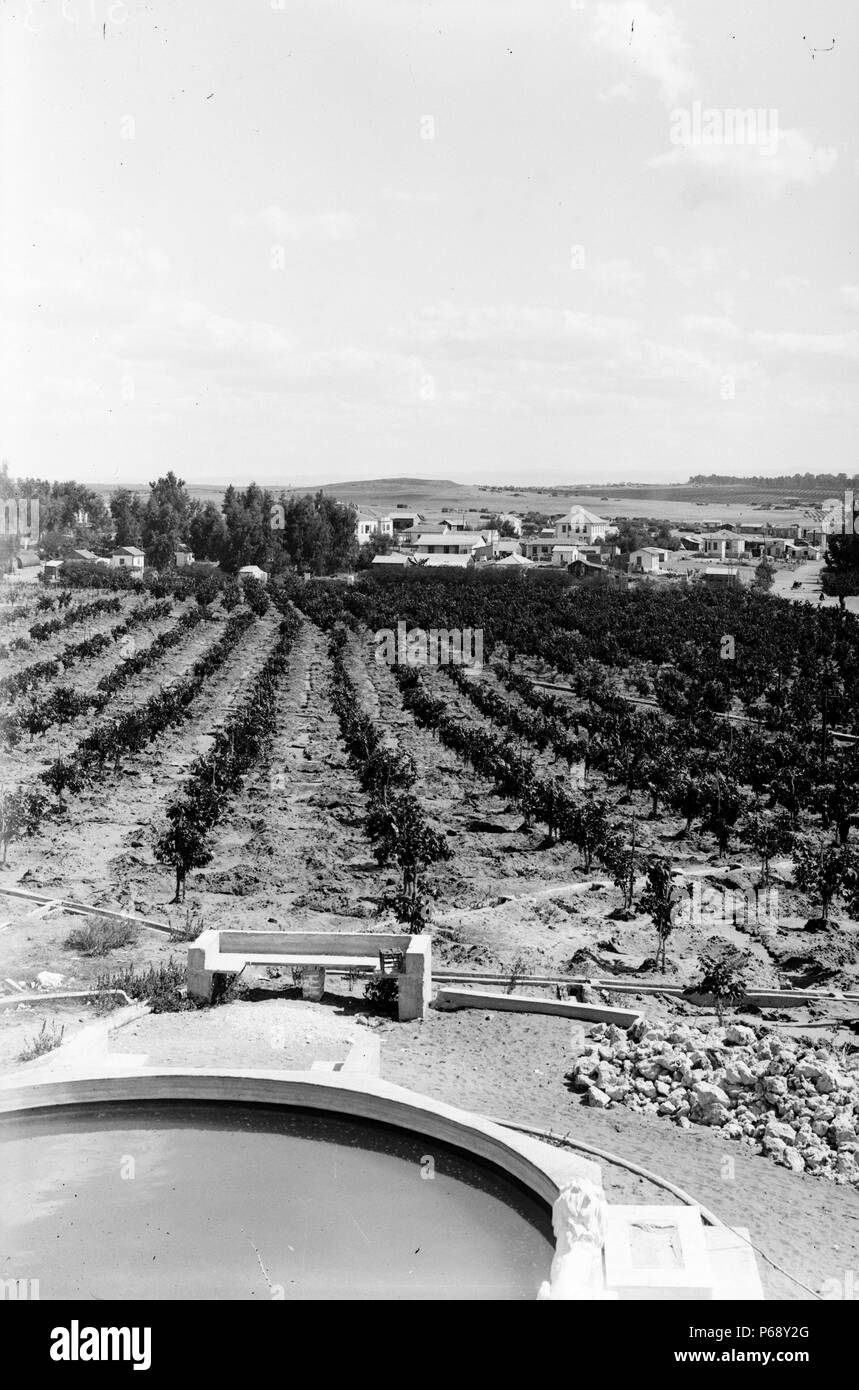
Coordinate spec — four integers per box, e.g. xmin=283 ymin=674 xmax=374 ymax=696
xmin=363 ymin=974 xmax=399 ymax=1014
xmin=195 ymin=575 xmax=220 ymax=609
xmin=242 ymin=577 xmax=270 ymax=615
xmin=220 ymin=578 xmax=242 ymax=612
xmin=18 ymin=1019 xmax=65 ymax=1062
xmin=691 ymin=941 xmax=749 ymax=1021
xmin=378 ymin=888 xmax=432 ymax=933
xmin=95 ymin=959 xmax=191 ymax=1012
xmin=89 ymin=991 xmax=126 ymax=1016
xmin=64 ymin=920 xmax=137 ymax=956
xmin=174 ymin=905 xmax=205 ymax=942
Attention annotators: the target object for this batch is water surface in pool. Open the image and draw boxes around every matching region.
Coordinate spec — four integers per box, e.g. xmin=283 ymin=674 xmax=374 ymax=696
xmin=0 ymin=1101 xmax=554 ymax=1299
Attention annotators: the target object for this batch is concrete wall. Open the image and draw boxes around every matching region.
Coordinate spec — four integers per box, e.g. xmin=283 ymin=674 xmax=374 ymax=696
xmin=217 ymin=930 xmax=411 ymax=957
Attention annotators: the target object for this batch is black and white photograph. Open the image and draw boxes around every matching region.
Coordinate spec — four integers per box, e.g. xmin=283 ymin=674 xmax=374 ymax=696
xmin=0 ymin=0 xmax=857 ymax=1351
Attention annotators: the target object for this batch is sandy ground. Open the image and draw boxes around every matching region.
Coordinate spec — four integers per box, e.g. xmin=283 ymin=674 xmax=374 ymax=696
xmin=770 ymin=557 xmax=859 ymax=614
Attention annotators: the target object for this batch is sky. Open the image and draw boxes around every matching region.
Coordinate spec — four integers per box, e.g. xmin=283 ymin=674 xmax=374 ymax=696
xmin=1 ymin=0 xmax=857 ymax=489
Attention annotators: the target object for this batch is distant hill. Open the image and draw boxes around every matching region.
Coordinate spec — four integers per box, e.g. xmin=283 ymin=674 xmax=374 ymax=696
xmin=315 ymin=477 xmax=462 ymax=492
xmin=88 ymin=475 xmax=837 ymax=530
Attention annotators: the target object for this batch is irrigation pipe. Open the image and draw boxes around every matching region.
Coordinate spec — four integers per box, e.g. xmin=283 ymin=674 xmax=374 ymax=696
xmin=433 ymin=972 xmax=859 ymax=1006
xmin=493 ymin=1116 xmax=822 ymax=1301
xmin=0 ymin=887 xmax=183 ymax=938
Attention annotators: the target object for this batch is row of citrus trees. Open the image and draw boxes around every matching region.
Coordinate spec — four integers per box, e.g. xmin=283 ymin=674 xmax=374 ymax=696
xmin=489 ymin=651 xmax=859 ymax=900
xmin=442 ymin=655 xmax=859 ymax=923
xmin=0 ymin=598 xmax=173 ymax=700
xmin=394 ymin=661 xmax=631 ymax=880
xmin=0 ymin=594 xmax=124 ymax=657
xmin=2 ymin=606 xmax=206 ymax=745
xmin=440 ymin=653 xmax=859 ymax=929
xmin=0 ymin=590 xmax=70 ymax=622
xmin=286 ymin=580 xmax=649 ymax=931
xmin=326 ymin=624 xmax=451 ymax=930
xmin=0 ymin=610 xmax=259 ymax=864
xmin=152 ymin=610 xmax=302 ymax=902
xmin=288 ymin=574 xmax=859 ymax=936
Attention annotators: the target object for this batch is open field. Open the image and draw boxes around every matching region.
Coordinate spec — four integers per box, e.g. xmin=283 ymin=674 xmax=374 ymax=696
xmin=89 ymin=477 xmax=830 ymax=531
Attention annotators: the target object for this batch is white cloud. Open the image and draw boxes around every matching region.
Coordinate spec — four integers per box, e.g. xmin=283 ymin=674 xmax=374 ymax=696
xmin=231 ymin=207 xmax=365 ymax=241
xmin=0 ymin=211 xmax=172 ymax=328
xmin=395 ymin=303 xmax=642 ymax=361
xmin=116 ymin=299 xmax=297 ymax=374
xmin=840 ymin=285 xmax=859 ymax=310
xmin=776 ymin=275 xmax=810 ymax=294
xmin=590 ymin=258 xmax=645 ymax=295
xmin=389 ymin=300 xmax=743 ymax=414
xmin=680 ymin=314 xmax=743 ymax=341
xmin=599 ymin=80 xmax=635 ymax=103
xmin=380 ymin=188 xmax=441 ymax=205
xmin=653 ymin=243 xmax=722 ymax=285
xmin=750 ymin=329 xmax=859 ymax=363
xmin=646 ymin=129 xmax=838 ymax=200
xmin=591 ymin=1 xmax=695 ymax=104
xmin=0 ymin=210 xmax=413 ymax=419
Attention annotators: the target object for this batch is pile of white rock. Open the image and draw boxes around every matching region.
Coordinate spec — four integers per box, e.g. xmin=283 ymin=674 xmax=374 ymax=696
xmin=570 ymin=1018 xmax=859 ymax=1186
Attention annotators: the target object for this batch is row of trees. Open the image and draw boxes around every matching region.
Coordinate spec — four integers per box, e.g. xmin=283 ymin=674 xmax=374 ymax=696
xmin=39 ymin=610 xmax=257 ymax=811
xmin=493 ymin=658 xmax=859 ymax=859
xmin=1 ymin=461 xmax=362 ymax=577
xmin=0 ymin=595 xmax=123 ymax=658
xmin=325 ymin=623 xmax=451 ymax=929
xmin=0 ymin=610 xmax=260 ymax=865
xmin=109 ymin=475 xmax=360 ymax=575
xmin=0 ymin=599 xmax=170 ymax=700
xmin=418 ymin=658 xmax=859 ymax=942
xmin=153 ymin=612 xmax=302 ymax=901
xmin=2 ymin=607 xmax=206 ymax=746
xmin=293 ymin=572 xmax=859 ymax=940
xmin=0 ymin=462 xmax=112 ymax=561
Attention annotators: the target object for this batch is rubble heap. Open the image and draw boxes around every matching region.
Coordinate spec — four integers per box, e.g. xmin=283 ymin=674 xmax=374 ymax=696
xmin=570 ymin=1018 xmax=859 ymax=1186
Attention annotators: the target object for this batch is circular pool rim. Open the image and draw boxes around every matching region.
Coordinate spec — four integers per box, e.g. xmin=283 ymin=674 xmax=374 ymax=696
xmin=0 ymin=1067 xmax=601 ymax=1220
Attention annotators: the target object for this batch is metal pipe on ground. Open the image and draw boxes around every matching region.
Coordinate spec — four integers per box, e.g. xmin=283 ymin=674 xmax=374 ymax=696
xmin=0 ymin=887 xmax=183 ymax=938
xmin=433 ymin=972 xmax=858 ymax=1006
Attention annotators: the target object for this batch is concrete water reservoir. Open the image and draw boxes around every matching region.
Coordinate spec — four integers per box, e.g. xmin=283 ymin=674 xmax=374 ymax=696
xmin=0 ymin=1072 xmax=594 ymax=1301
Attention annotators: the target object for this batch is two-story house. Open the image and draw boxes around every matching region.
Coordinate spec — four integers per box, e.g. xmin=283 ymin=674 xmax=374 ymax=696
xmin=355 ymin=509 xmax=395 ymax=545
xmin=554 ymin=506 xmax=612 ymax=545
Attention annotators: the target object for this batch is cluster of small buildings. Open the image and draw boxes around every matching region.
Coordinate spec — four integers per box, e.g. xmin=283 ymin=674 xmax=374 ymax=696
xmin=5 ymin=545 xmax=148 ymax=584
xmin=359 ymin=505 xmax=619 ymax=574
xmin=677 ymin=525 xmax=824 ymax=564
xmin=356 ymin=503 xmax=828 ymax=585
xmin=7 ymin=544 xmax=272 ymax=588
